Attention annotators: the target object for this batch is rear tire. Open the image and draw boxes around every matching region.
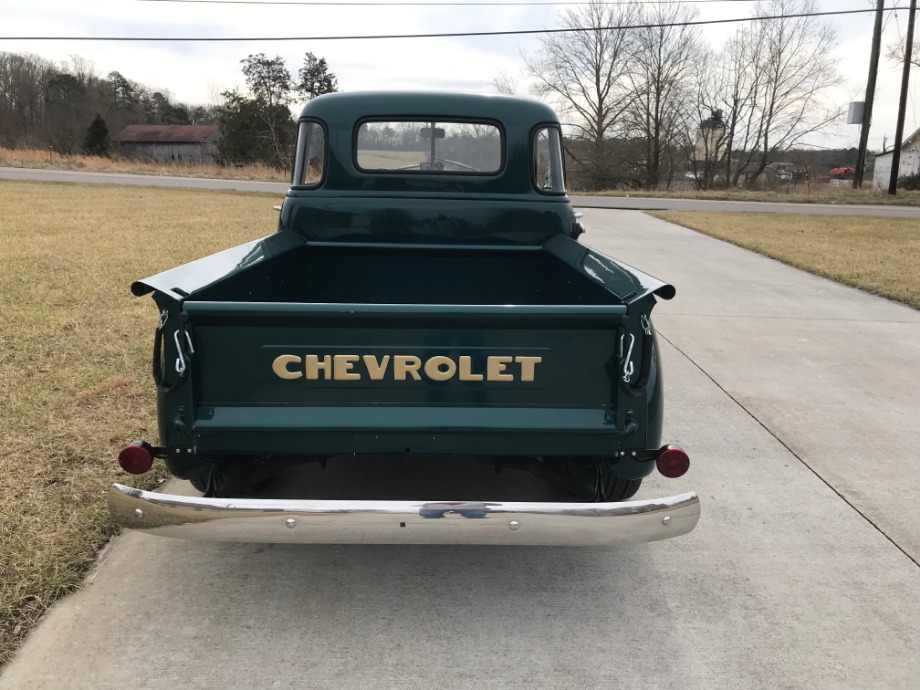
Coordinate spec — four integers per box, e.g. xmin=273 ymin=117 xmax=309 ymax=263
xmin=604 ymin=475 xmax=642 ymax=501
xmin=187 ymin=461 xmax=280 ymax=497
xmin=189 ymin=473 xmax=209 ymax=493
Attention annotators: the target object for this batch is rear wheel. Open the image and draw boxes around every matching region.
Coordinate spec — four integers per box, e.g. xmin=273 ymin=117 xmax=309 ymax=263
xmin=603 ymin=475 xmax=642 ymax=501
xmin=187 ymin=457 xmax=316 ymax=497
xmin=189 ymin=473 xmax=209 ymax=493
xmin=526 ymin=457 xmax=643 ymax=502
xmin=190 ymin=466 xmax=274 ymax=497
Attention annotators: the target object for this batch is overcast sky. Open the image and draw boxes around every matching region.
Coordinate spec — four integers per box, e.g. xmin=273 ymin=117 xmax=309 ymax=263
xmin=1 ymin=0 xmax=916 ymax=150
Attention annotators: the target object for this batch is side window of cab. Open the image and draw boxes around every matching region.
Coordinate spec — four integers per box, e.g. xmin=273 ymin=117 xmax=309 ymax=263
xmin=293 ymin=120 xmax=327 ymax=187
xmin=532 ymin=126 xmax=566 ymax=194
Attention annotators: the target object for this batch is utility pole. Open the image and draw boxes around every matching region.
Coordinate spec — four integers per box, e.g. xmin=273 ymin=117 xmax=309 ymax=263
xmin=854 ymin=0 xmax=885 ymax=189
xmin=890 ymin=0 xmax=918 ymax=195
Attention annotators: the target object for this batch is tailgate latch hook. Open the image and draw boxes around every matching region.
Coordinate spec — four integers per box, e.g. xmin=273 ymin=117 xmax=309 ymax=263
xmin=173 ymin=328 xmax=195 ymax=376
xmin=621 ymin=333 xmax=635 ymax=383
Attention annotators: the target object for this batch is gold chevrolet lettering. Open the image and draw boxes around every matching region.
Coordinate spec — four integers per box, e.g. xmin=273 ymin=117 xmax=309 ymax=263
xmin=272 ymin=353 xmax=543 ymax=382
xmin=333 ymin=354 xmax=361 ymax=381
xmin=305 ymin=354 xmax=332 ymax=380
xmin=363 ymin=354 xmax=391 ymax=380
xmin=424 ymin=355 xmax=457 ymax=381
xmin=458 ymin=356 xmax=483 ymax=381
xmin=514 ymin=356 xmax=542 ymax=382
xmin=272 ymin=354 xmax=302 ymax=380
xmin=487 ymin=355 xmax=513 ymax=382
xmin=393 ymin=355 xmax=423 ymax=381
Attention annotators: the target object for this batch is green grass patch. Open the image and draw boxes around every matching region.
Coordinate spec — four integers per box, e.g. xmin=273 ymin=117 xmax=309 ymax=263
xmin=652 ymin=211 xmax=920 ymax=309
xmin=0 ymin=180 xmax=278 ymax=665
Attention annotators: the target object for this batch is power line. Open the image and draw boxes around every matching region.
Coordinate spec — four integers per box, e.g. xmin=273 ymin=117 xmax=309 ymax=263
xmin=0 ymin=7 xmax=902 ymax=41
xmin=884 ymin=0 xmax=904 ymax=29
xmin=132 ymin=0 xmax=782 ymax=5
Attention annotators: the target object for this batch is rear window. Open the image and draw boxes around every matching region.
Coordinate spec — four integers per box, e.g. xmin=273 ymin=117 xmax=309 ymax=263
xmin=293 ymin=120 xmax=326 ymax=187
xmin=533 ymin=126 xmax=566 ymax=194
xmin=355 ymin=120 xmax=502 ymax=174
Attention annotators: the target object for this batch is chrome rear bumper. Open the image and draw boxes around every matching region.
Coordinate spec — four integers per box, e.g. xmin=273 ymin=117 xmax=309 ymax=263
xmin=109 ymin=483 xmax=700 ymax=545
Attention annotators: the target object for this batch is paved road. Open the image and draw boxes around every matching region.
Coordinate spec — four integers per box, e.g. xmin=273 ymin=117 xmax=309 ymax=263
xmin=573 ymin=193 xmax=920 ymax=217
xmin=0 ymin=166 xmax=286 ymax=194
xmin=4 ymin=165 xmax=920 ymax=216
xmin=2 ymin=211 xmax=919 ymax=689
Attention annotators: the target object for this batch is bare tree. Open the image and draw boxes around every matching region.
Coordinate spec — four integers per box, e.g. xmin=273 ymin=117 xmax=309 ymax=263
xmin=733 ymin=0 xmax=841 ymax=186
xmin=66 ymin=54 xmax=98 ymax=89
xmin=626 ymin=1 xmax=703 ymax=189
xmin=44 ymin=71 xmax=87 ymax=153
xmin=205 ymin=78 xmax=226 ymax=109
xmin=719 ymin=21 xmax=767 ymax=186
xmin=680 ymin=48 xmax=731 ymax=190
xmin=0 ymin=52 xmax=60 ymax=146
xmin=491 ymin=69 xmax=522 ymax=96
xmin=524 ymin=0 xmax=639 ymax=189
xmin=886 ymin=34 xmax=920 ymax=69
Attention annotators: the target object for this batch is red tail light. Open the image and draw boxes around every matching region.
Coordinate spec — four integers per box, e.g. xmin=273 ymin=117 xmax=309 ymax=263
xmin=118 ymin=441 xmax=154 ymax=475
xmin=657 ymin=446 xmax=690 ymax=478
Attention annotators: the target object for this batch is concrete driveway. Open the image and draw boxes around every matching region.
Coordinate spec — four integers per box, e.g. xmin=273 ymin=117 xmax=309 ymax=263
xmin=2 ymin=211 xmax=918 ymax=689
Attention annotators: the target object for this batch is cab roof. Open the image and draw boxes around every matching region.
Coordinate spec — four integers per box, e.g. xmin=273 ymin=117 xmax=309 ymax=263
xmin=298 ymin=91 xmax=560 ymax=125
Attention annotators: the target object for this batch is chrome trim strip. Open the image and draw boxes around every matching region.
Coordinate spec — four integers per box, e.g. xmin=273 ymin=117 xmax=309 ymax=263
xmin=109 ymin=483 xmax=700 ymax=546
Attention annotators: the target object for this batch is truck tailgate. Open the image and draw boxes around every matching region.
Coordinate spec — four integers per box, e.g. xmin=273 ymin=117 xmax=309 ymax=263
xmin=183 ymin=301 xmax=628 ymax=457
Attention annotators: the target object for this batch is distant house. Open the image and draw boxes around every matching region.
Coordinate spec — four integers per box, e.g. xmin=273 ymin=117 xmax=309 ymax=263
xmin=115 ymin=124 xmax=220 ymax=165
xmin=873 ymin=126 xmax=920 ymax=189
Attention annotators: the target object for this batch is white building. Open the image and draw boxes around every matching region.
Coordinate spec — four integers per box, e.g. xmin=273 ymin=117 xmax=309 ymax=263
xmin=873 ymin=126 xmax=920 ymax=189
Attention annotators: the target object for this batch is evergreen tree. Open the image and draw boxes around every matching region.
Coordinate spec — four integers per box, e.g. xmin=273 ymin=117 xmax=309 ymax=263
xmin=240 ymin=54 xmax=294 ymax=168
xmin=83 ymin=114 xmax=110 ymax=156
xmin=216 ymin=90 xmax=265 ymax=165
xmin=107 ymin=71 xmax=137 ymax=108
xmin=217 ymin=52 xmax=339 ymax=168
xmin=296 ymin=52 xmax=338 ymax=101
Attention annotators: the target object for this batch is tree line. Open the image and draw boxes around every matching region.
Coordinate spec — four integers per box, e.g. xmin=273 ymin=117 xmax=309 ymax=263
xmin=0 ymin=52 xmax=213 ymax=155
xmin=504 ymin=0 xmax=842 ymax=190
xmin=0 ymin=50 xmax=337 ymax=168
xmin=0 ymin=0 xmax=858 ymax=185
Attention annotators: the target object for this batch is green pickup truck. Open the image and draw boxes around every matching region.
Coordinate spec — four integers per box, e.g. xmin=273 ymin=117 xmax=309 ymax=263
xmin=109 ymin=91 xmax=700 ymax=545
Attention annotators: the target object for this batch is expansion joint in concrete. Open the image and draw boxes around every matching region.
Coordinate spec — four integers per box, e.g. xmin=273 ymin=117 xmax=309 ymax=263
xmin=656 ymin=330 xmax=920 ymax=571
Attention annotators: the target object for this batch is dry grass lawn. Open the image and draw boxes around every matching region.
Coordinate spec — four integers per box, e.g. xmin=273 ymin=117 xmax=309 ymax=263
xmin=652 ymin=211 xmax=920 ymax=309
xmin=0 ymin=180 xmax=278 ymax=665
xmin=587 ymin=187 xmax=920 ymax=206
xmin=0 ymin=147 xmax=288 ymax=183
xmin=356 ymin=149 xmax=426 ymax=169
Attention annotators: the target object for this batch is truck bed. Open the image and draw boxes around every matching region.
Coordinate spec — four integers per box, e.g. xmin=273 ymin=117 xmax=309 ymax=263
xmin=190 ymin=243 xmax=622 ymax=306
xmin=135 ymin=234 xmax=671 ymax=460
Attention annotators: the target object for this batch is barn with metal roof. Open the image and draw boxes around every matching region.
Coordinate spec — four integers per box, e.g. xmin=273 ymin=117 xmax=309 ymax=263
xmin=115 ymin=124 xmax=220 ymax=165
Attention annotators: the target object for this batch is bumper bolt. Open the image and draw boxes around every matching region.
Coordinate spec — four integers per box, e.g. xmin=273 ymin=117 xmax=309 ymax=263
xmin=285 ymin=518 xmax=297 ymax=529
xmin=509 ymin=521 xmax=520 ymax=531
xmin=662 ymin=515 xmax=671 ymax=526
xmin=135 ymin=509 xmax=143 ymax=518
